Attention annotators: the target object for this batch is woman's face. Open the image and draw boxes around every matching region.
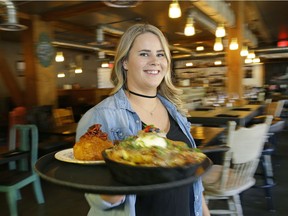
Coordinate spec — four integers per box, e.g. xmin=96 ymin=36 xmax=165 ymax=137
xmin=123 ymin=32 xmax=168 ymax=93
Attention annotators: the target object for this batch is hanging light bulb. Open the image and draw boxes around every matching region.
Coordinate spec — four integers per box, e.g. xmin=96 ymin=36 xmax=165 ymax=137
xmin=240 ymin=45 xmax=249 ymax=56
xmin=253 ymin=57 xmax=261 ymax=63
xmin=55 ymin=52 xmax=64 ymax=62
xmin=57 ymin=72 xmax=65 ymax=78
xmin=169 ymin=0 xmax=181 ymax=18
xmin=184 ymin=16 xmax=195 ymax=36
xmin=229 ymin=38 xmax=239 ymax=50
xmin=75 ymin=67 xmax=83 ymax=74
xmin=196 ymin=46 xmax=204 ymax=51
xmin=101 ymin=62 xmax=109 ymax=68
xmin=245 ymin=58 xmax=252 ymax=64
xmin=247 ymin=51 xmax=255 ymax=59
xmin=214 ymin=37 xmax=223 ymax=51
xmin=214 ymin=60 xmax=222 ymax=65
xmin=215 ymin=24 xmax=225 ymax=37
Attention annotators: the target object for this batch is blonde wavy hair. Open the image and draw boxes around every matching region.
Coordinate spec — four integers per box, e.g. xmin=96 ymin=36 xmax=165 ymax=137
xmin=110 ymin=23 xmax=186 ymax=115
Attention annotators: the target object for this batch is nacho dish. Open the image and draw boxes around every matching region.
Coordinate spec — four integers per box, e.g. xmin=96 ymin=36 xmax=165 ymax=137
xmin=104 ymin=126 xmax=206 ymax=167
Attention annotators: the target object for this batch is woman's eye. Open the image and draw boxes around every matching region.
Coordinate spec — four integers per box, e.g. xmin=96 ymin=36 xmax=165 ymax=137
xmin=157 ymin=53 xmax=165 ymax=57
xmin=140 ymin=52 xmax=149 ymax=57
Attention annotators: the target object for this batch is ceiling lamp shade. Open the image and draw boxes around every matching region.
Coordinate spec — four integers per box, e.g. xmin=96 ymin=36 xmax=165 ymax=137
xmin=0 ymin=0 xmax=27 ymax=31
xmin=229 ymin=38 xmax=239 ymax=50
xmin=214 ymin=37 xmax=223 ymax=51
xmin=215 ymin=24 xmax=225 ymax=37
xmin=240 ymin=46 xmax=249 ymax=56
xmin=184 ymin=16 xmax=195 ymax=36
xmin=102 ymin=0 xmax=142 ymax=8
xmin=169 ymin=0 xmax=181 ymax=18
xmin=55 ymin=52 xmax=64 ymax=62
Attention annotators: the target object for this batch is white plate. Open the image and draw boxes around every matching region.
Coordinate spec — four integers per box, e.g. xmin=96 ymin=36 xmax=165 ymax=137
xmin=54 ymin=148 xmax=105 ymax=165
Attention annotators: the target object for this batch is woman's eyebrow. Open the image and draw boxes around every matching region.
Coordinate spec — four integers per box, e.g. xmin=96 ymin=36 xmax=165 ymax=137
xmin=137 ymin=49 xmax=164 ymax=53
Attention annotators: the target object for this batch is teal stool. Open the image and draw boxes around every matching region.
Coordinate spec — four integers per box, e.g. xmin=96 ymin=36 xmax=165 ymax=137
xmin=0 ymin=124 xmax=45 ymax=216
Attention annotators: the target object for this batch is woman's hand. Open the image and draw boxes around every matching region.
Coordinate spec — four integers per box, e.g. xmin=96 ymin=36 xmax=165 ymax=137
xmin=100 ymin=195 xmax=125 ymax=204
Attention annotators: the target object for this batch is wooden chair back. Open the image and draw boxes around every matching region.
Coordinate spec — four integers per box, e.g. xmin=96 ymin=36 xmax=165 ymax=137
xmin=265 ymin=100 xmax=285 ymax=118
xmin=52 ymin=107 xmax=75 ymax=126
xmin=0 ymin=124 xmax=45 ymax=216
xmin=220 ymin=115 xmax=273 ymax=190
xmin=203 ymin=115 xmax=273 ymax=215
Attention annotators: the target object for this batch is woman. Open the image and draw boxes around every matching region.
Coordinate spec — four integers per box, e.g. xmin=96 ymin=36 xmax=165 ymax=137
xmin=76 ymin=23 xmax=210 ymax=216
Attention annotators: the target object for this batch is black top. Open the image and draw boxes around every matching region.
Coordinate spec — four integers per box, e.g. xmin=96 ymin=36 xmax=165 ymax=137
xmin=136 ymin=115 xmax=195 ymax=216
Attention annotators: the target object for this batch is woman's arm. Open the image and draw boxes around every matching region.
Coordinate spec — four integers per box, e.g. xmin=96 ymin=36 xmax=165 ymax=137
xmin=100 ymin=195 xmax=125 ymax=204
xmin=202 ymin=194 xmax=211 ymax=216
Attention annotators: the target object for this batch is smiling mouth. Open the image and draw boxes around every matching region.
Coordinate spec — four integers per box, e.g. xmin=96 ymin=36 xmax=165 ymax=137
xmin=144 ymin=70 xmax=160 ymax=74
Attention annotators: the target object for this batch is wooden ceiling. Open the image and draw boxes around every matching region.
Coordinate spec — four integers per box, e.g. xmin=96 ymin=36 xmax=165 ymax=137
xmin=1 ymin=1 xmax=288 ymax=60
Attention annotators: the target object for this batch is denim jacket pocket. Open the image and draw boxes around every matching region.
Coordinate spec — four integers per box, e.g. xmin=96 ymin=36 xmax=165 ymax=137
xmin=109 ymin=127 xmax=131 ymax=141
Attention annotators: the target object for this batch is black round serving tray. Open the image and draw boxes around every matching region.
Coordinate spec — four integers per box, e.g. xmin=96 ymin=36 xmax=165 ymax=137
xmin=35 ymin=151 xmax=212 ymax=195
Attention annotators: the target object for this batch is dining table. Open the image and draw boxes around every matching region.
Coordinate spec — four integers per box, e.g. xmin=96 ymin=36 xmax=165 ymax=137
xmin=191 ymin=126 xmax=225 ymax=147
xmin=188 ymin=104 xmax=264 ymax=127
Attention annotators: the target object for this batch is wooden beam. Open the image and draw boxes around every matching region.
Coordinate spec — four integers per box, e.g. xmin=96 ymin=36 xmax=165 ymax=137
xmin=41 ymin=2 xmax=107 ymax=21
xmin=51 ymin=21 xmax=94 ymax=36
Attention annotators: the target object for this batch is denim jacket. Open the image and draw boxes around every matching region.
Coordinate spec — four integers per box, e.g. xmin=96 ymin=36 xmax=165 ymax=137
xmin=76 ymin=88 xmax=204 ymax=216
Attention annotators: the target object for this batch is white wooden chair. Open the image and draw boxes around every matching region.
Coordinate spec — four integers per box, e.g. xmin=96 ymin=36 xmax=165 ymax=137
xmin=202 ymin=115 xmax=273 ymax=216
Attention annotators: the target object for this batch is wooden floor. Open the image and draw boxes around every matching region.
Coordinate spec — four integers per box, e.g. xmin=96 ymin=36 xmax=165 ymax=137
xmin=0 ymin=122 xmax=287 ymax=216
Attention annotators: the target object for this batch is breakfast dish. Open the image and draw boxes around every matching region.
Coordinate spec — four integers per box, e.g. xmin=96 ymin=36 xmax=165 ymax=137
xmin=73 ymin=124 xmax=113 ymax=161
xmin=55 ymin=148 xmax=105 ymax=164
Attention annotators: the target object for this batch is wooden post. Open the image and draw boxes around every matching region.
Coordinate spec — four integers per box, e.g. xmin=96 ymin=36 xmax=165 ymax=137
xmin=226 ymin=1 xmax=245 ymax=104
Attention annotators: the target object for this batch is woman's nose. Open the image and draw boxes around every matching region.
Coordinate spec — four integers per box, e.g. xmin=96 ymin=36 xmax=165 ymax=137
xmin=149 ymin=55 xmax=160 ymax=65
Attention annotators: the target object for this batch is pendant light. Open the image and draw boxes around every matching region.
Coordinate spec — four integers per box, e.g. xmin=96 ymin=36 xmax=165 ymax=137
xmin=247 ymin=51 xmax=255 ymax=59
xmin=196 ymin=46 xmax=204 ymax=51
xmin=214 ymin=37 xmax=223 ymax=51
xmin=184 ymin=16 xmax=195 ymax=36
xmin=57 ymin=72 xmax=65 ymax=78
xmin=240 ymin=45 xmax=249 ymax=56
xmin=55 ymin=52 xmax=64 ymax=62
xmin=169 ymin=0 xmax=181 ymax=18
xmin=229 ymin=38 xmax=239 ymax=50
xmin=253 ymin=57 xmax=261 ymax=63
xmin=215 ymin=24 xmax=225 ymax=37
xmin=75 ymin=67 xmax=83 ymax=74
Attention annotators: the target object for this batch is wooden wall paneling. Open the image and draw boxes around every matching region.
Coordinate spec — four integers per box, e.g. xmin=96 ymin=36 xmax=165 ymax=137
xmin=0 ymin=52 xmax=24 ymax=106
xmin=21 ymin=18 xmax=38 ymax=108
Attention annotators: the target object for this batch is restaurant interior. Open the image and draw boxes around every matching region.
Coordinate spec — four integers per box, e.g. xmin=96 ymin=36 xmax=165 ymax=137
xmin=0 ymin=1 xmax=288 ymax=216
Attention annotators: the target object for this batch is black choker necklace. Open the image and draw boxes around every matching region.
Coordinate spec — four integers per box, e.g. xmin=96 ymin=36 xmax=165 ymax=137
xmin=128 ymin=90 xmax=157 ymax=98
